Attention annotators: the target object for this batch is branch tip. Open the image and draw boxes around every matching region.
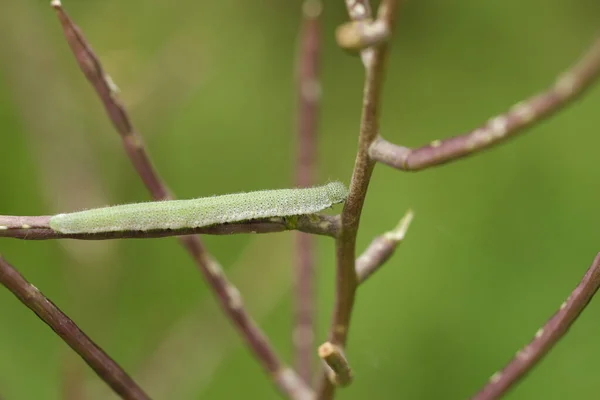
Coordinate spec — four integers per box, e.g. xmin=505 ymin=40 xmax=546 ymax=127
xmin=318 ymin=342 xmax=353 ymax=387
xmin=356 ymin=209 xmax=412 ymax=284
xmin=384 ymin=208 xmax=414 ymax=241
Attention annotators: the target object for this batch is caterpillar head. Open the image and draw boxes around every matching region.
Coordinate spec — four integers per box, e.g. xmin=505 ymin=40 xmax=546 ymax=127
xmin=325 ymin=181 xmax=349 ymax=205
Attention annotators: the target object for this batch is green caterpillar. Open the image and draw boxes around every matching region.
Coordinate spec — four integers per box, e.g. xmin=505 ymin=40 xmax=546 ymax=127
xmin=49 ymin=181 xmax=348 ymax=234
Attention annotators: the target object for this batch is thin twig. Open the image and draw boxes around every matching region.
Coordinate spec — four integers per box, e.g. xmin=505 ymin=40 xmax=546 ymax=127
xmin=472 ymin=253 xmax=600 ymax=400
xmin=51 ymin=2 xmax=311 ymax=398
xmin=0 ymin=214 xmax=340 ymax=240
xmin=294 ymin=0 xmax=322 ymax=384
xmin=369 ymin=37 xmax=600 ymax=171
xmin=317 ymin=1 xmax=401 ymax=398
xmin=355 ymin=209 xmax=413 ymax=283
xmin=0 ymin=255 xmax=149 ymax=400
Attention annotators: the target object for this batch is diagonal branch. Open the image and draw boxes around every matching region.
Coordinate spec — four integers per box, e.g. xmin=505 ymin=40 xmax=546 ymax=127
xmin=51 ymin=2 xmax=311 ymax=398
xmin=369 ymin=37 xmax=600 ymax=171
xmin=0 ymin=255 xmax=150 ymax=400
xmin=0 ymin=213 xmax=340 ymax=240
xmin=472 ymin=253 xmax=600 ymax=400
xmin=293 ymin=0 xmax=323 ymax=384
xmin=317 ymin=1 xmax=402 ymax=399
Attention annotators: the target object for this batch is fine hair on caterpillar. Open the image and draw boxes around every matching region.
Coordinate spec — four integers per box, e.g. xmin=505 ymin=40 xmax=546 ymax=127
xmin=49 ymin=181 xmax=348 ymax=234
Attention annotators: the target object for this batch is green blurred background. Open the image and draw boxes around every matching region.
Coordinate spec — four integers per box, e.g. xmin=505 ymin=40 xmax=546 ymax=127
xmin=1 ymin=1 xmax=599 ymax=399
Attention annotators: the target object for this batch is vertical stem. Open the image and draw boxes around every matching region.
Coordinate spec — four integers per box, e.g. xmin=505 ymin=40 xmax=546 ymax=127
xmin=294 ymin=0 xmax=322 ymax=384
xmin=317 ymin=1 xmax=401 ymax=398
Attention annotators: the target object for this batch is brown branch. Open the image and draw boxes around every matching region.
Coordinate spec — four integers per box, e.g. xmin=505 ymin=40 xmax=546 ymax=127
xmin=0 ymin=255 xmax=149 ymax=400
xmin=369 ymin=37 xmax=600 ymax=171
xmin=472 ymin=252 xmax=600 ymax=400
xmin=318 ymin=342 xmax=353 ymax=387
xmin=51 ymin=2 xmax=311 ymax=398
xmin=355 ymin=209 xmax=413 ymax=283
xmin=293 ymin=0 xmax=322 ymax=384
xmin=0 ymin=214 xmax=339 ymax=240
xmin=317 ymin=1 xmax=402 ymax=398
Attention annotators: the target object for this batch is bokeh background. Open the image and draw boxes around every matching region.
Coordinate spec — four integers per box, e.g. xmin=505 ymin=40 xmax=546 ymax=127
xmin=1 ymin=1 xmax=599 ymax=399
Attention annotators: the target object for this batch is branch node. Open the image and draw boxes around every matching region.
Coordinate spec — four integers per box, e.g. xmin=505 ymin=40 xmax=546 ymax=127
xmin=336 ymin=19 xmax=389 ymax=52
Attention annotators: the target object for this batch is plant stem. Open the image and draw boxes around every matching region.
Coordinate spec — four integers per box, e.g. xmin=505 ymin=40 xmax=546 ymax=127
xmin=317 ymin=1 xmax=401 ymax=398
xmin=0 ymin=255 xmax=149 ymax=400
xmin=294 ymin=0 xmax=322 ymax=384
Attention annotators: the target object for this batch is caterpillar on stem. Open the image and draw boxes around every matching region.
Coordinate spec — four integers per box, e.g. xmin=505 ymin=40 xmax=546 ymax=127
xmin=49 ymin=181 xmax=348 ymax=234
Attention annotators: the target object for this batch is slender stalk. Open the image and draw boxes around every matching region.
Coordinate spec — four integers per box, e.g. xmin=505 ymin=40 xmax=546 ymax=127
xmin=0 ymin=214 xmax=340 ymax=240
xmin=472 ymin=253 xmax=600 ymax=400
xmin=0 ymin=255 xmax=149 ymax=400
xmin=369 ymin=37 xmax=600 ymax=171
xmin=317 ymin=1 xmax=401 ymax=398
xmin=51 ymin=2 xmax=311 ymax=398
xmin=294 ymin=0 xmax=322 ymax=384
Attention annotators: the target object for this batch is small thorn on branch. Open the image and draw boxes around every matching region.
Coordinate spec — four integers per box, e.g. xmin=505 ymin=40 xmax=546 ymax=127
xmin=356 ymin=209 xmax=414 ymax=283
xmin=336 ymin=19 xmax=390 ymax=52
xmin=318 ymin=342 xmax=353 ymax=386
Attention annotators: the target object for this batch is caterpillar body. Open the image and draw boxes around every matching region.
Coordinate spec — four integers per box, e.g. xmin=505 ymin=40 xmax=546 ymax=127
xmin=49 ymin=181 xmax=348 ymax=234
